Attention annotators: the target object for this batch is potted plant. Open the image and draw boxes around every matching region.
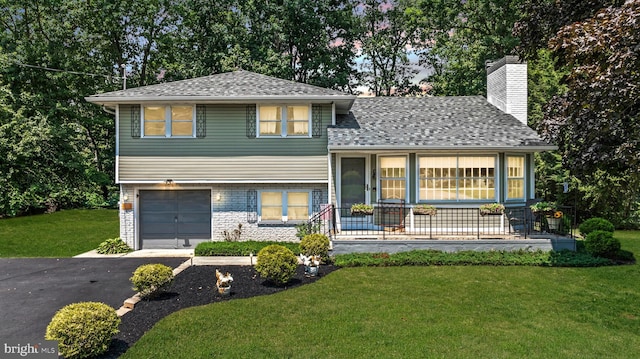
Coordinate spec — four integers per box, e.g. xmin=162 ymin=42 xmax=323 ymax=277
xmin=412 ymin=204 xmax=437 ymax=216
xmin=215 ymin=269 xmax=233 ymax=296
xmin=350 ymin=203 xmax=374 ymax=216
xmin=299 ymin=254 xmax=321 ymax=277
xmin=530 ymin=201 xmax=563 ymax=230
xmin=479 ymin=203 xmax=505 ymax=216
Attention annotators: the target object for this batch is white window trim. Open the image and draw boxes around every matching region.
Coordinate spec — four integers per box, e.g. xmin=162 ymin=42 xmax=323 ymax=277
xmin=416 ymin=154 xmax=498 ymax=203
xmin=140 ymin=105 xmax=196 ymax=138
xmin=505 ymin=154 xmax=526 ymax=201
xmin=377 ymin=155 xmax=409 ymax=202
xmin=258 ymin=190 xmax=312 ymax=223
xmin=256 ymin=104 xmax=312 ymax=138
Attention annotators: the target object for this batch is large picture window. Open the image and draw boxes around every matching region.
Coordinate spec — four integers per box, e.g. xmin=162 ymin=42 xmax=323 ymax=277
xmin=419 ymin=156 xmax=495 ymax=201
xmin=260 ymin=191 xmax=310 ymax=222
xmin=507 ymin=156 xmax=525 ymax=199
xmin=258 ymin=105 xmax=310 ymax=137
xmin=142 ymin=105 xmax=195 ymax=137
xmin=380 ymin=156 xmax=406 ymax=200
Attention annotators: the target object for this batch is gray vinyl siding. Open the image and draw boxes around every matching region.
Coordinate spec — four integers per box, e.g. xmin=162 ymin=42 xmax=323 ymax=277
xmin=119 ymin=104 xmax=331 ymax=157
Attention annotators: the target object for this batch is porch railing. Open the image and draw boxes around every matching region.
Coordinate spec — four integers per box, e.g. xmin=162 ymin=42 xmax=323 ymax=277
xmin=303 ymin=204 xmax=574 ymax=240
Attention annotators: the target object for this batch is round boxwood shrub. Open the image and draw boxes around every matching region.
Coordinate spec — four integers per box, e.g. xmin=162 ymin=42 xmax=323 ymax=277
xmin=255 ymin=244 xmax=298 ymax=285
xmin=130 ymin=263 xmax=174 ymax=298
xmin=300 ymin=233 xmax=330 ymax=262
xmin=45 ymin=302 xmax=120 ymax=359
xmin=96 ymin=237 xmax=132 ymax=254
xmin=584 ymin=230 xmax=621 ymax=258
xmin=579 ymin=217 xmax=615 ymax=237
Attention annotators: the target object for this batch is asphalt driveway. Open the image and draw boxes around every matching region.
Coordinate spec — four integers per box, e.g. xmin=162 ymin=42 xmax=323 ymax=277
xmin=0 ymin=257 xmax=188 ymax=341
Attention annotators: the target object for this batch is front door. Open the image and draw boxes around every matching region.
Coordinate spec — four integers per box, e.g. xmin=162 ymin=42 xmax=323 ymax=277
xmin=340 ymin=157 xmax=367 ymax=214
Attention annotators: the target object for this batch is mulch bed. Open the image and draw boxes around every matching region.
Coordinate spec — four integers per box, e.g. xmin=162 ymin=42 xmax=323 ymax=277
xmin=99 ymin=264 xmax=338 ymax=358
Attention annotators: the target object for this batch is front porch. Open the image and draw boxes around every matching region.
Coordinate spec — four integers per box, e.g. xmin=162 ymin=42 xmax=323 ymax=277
xmin=306 ymin=204 xmax=576 ymax=253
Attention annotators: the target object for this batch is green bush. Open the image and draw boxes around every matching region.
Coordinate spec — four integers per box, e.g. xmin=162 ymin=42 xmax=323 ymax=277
xmin=255 ymin=245 xmax=298 ymax=285
xmin=96 ymin=237 xmax=132 ymax=254
xmin=579 ymin=217 xmax=615 ymax=237
xmin=300 ymin=233 xmax=330 ymax=262
xmin=195 ymin=241 xmax=300 ymax=256
xmin=584 ymin=230 xmax=621 ymax=258
xmin=45 ymin=302 xmax=120 ymax=359
xmin=130 ymin=263 xmax=174 ymax=298
xmin=334 ymin=249 xmax=613 ymax=268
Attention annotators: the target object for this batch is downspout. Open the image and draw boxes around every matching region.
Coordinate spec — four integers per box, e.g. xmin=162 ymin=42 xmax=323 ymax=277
xmin=102 ymin=105 xmax=116 ymax=115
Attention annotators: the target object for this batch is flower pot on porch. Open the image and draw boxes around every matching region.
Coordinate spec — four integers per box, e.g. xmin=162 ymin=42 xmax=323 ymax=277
xmin=546 ymin=217 xmax=561 ymax=230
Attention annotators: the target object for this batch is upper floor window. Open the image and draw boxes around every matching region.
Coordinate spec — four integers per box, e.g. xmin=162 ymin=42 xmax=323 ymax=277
xmin=419 ymin=156 xmax=496 ymax=201
xmin=258 ymin=105 xmax=310 ymax=137
xmin=142 ymin=105 xmax=195 ymax=137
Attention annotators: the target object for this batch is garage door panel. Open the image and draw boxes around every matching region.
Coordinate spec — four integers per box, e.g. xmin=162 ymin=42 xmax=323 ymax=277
xmin=139 ymin=190 xmax=211 ymax=245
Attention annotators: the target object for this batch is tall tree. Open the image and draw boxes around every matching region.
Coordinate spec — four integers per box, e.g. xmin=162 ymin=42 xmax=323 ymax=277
xmin=418 ymin=0 xmax=522 ymax=96
xmin=357 ymin=0 xmax=422 ymax=96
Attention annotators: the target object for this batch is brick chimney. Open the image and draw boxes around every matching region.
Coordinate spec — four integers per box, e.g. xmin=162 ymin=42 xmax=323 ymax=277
xmin=486 ymin=56 xmax=527 ymax=125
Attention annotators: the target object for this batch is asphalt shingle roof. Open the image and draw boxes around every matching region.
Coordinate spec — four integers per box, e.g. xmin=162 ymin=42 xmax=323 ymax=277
xmin=328 ymin=96 xmax=552 ymax=150
xmin=87 ymin=70 xmax=353 ymax=99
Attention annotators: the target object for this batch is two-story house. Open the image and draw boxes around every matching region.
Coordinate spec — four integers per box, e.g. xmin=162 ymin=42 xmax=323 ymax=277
xmin=86 ymin=56 xmax=556 ymax=250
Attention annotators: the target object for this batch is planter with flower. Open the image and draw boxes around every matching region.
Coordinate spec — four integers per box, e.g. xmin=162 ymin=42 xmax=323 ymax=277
xmin=350 ymin=203 xmax=374 ymax=216
xmin=215 ymin=269 xmax=233 ymax=296
xmin=479 ymin=203 xmax=505 ymax=216
xmin=299 ymin=254 xmax=321 ymax=277
xmin=530 ymin=201 xmax=563 ymax=230
xmin=413 ymin=204 xmax=437 ymax=216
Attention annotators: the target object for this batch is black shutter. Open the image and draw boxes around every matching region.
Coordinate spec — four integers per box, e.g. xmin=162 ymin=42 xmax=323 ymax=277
xmin=247 ymin=189 xmax=257 ymax=223
xmin=312 ymin=189 xmax=322 ymax=213
xmin=131 ymin=106 xmax=141 ymax=138
xmin=196 ymin=105 xmax=206 ymax=138
xmin=312 ymin=104 xmax=322 ymax=138
xmin=246 ymin=105 xmax=256 ymax=138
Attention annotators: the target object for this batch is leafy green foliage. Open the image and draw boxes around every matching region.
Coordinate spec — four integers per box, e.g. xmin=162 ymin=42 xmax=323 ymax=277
xmin=96 ymin=237 xmax=132 ymax=254
xmin=334 ymin=249 xmax=613 ymax=267
xmin=45 ymin=302 xmax=120 ymax=359
xmin=584 ymin=230 xmax=621 ymax=259
xmin=299 ymin=234 xmax=330 ymax=261
xmin=255 ymin=245 xmax=298 ymax=285
xmin=130 ymin=264 xmax=174 ymax=298
xmin=579 ymin=218 xmax=615 ymax=236
xmin=195 ymin=241 xmax=300 ymax=256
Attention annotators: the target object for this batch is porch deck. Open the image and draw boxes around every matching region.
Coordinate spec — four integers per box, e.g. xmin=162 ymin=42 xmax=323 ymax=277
xmin=307 ymin=204 xmax=576 ymax=254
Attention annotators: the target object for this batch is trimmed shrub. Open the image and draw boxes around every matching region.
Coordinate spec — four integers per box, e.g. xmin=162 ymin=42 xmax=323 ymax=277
xmin=130 ymin=263 xmax=174 ymax=298
xmin=579 ymin=217 xmax=615 ymax=237
xmin=300 ymin=233 xmax=330 ymax=262
xmin=45 ymin=302 xmax=120 ymax=359
xmin=195 ymin=241 xmax=300 ymax=256
xmin=584 ymin=230 xmax=621 ymax=258
xmin=96 ymin=237 xmax=132 ymax=254
xmin=255 ymin=245 xmax=298 ymax=285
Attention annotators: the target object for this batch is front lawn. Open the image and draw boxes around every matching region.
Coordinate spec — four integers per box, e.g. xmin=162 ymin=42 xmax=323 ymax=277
xmin=0 ymin=209 xmax=118 ymax=257
xmin=122 ymin=231 xmax=640 ymax=358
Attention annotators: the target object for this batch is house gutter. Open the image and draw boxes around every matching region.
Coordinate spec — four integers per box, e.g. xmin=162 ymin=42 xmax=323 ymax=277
xmin=327 ymin=145 xmax=558 ymax=152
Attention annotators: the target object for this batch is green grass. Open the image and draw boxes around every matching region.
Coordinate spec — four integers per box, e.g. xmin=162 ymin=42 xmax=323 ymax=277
xmin=122 ymin=231 xmax=640 ymax=358
xmin=0 ymin=209 xmax=118 ymax=257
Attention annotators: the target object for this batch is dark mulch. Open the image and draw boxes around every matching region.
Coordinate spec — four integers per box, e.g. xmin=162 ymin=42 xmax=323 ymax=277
xmin=98 ymin=264 xmax=338 ymax=358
